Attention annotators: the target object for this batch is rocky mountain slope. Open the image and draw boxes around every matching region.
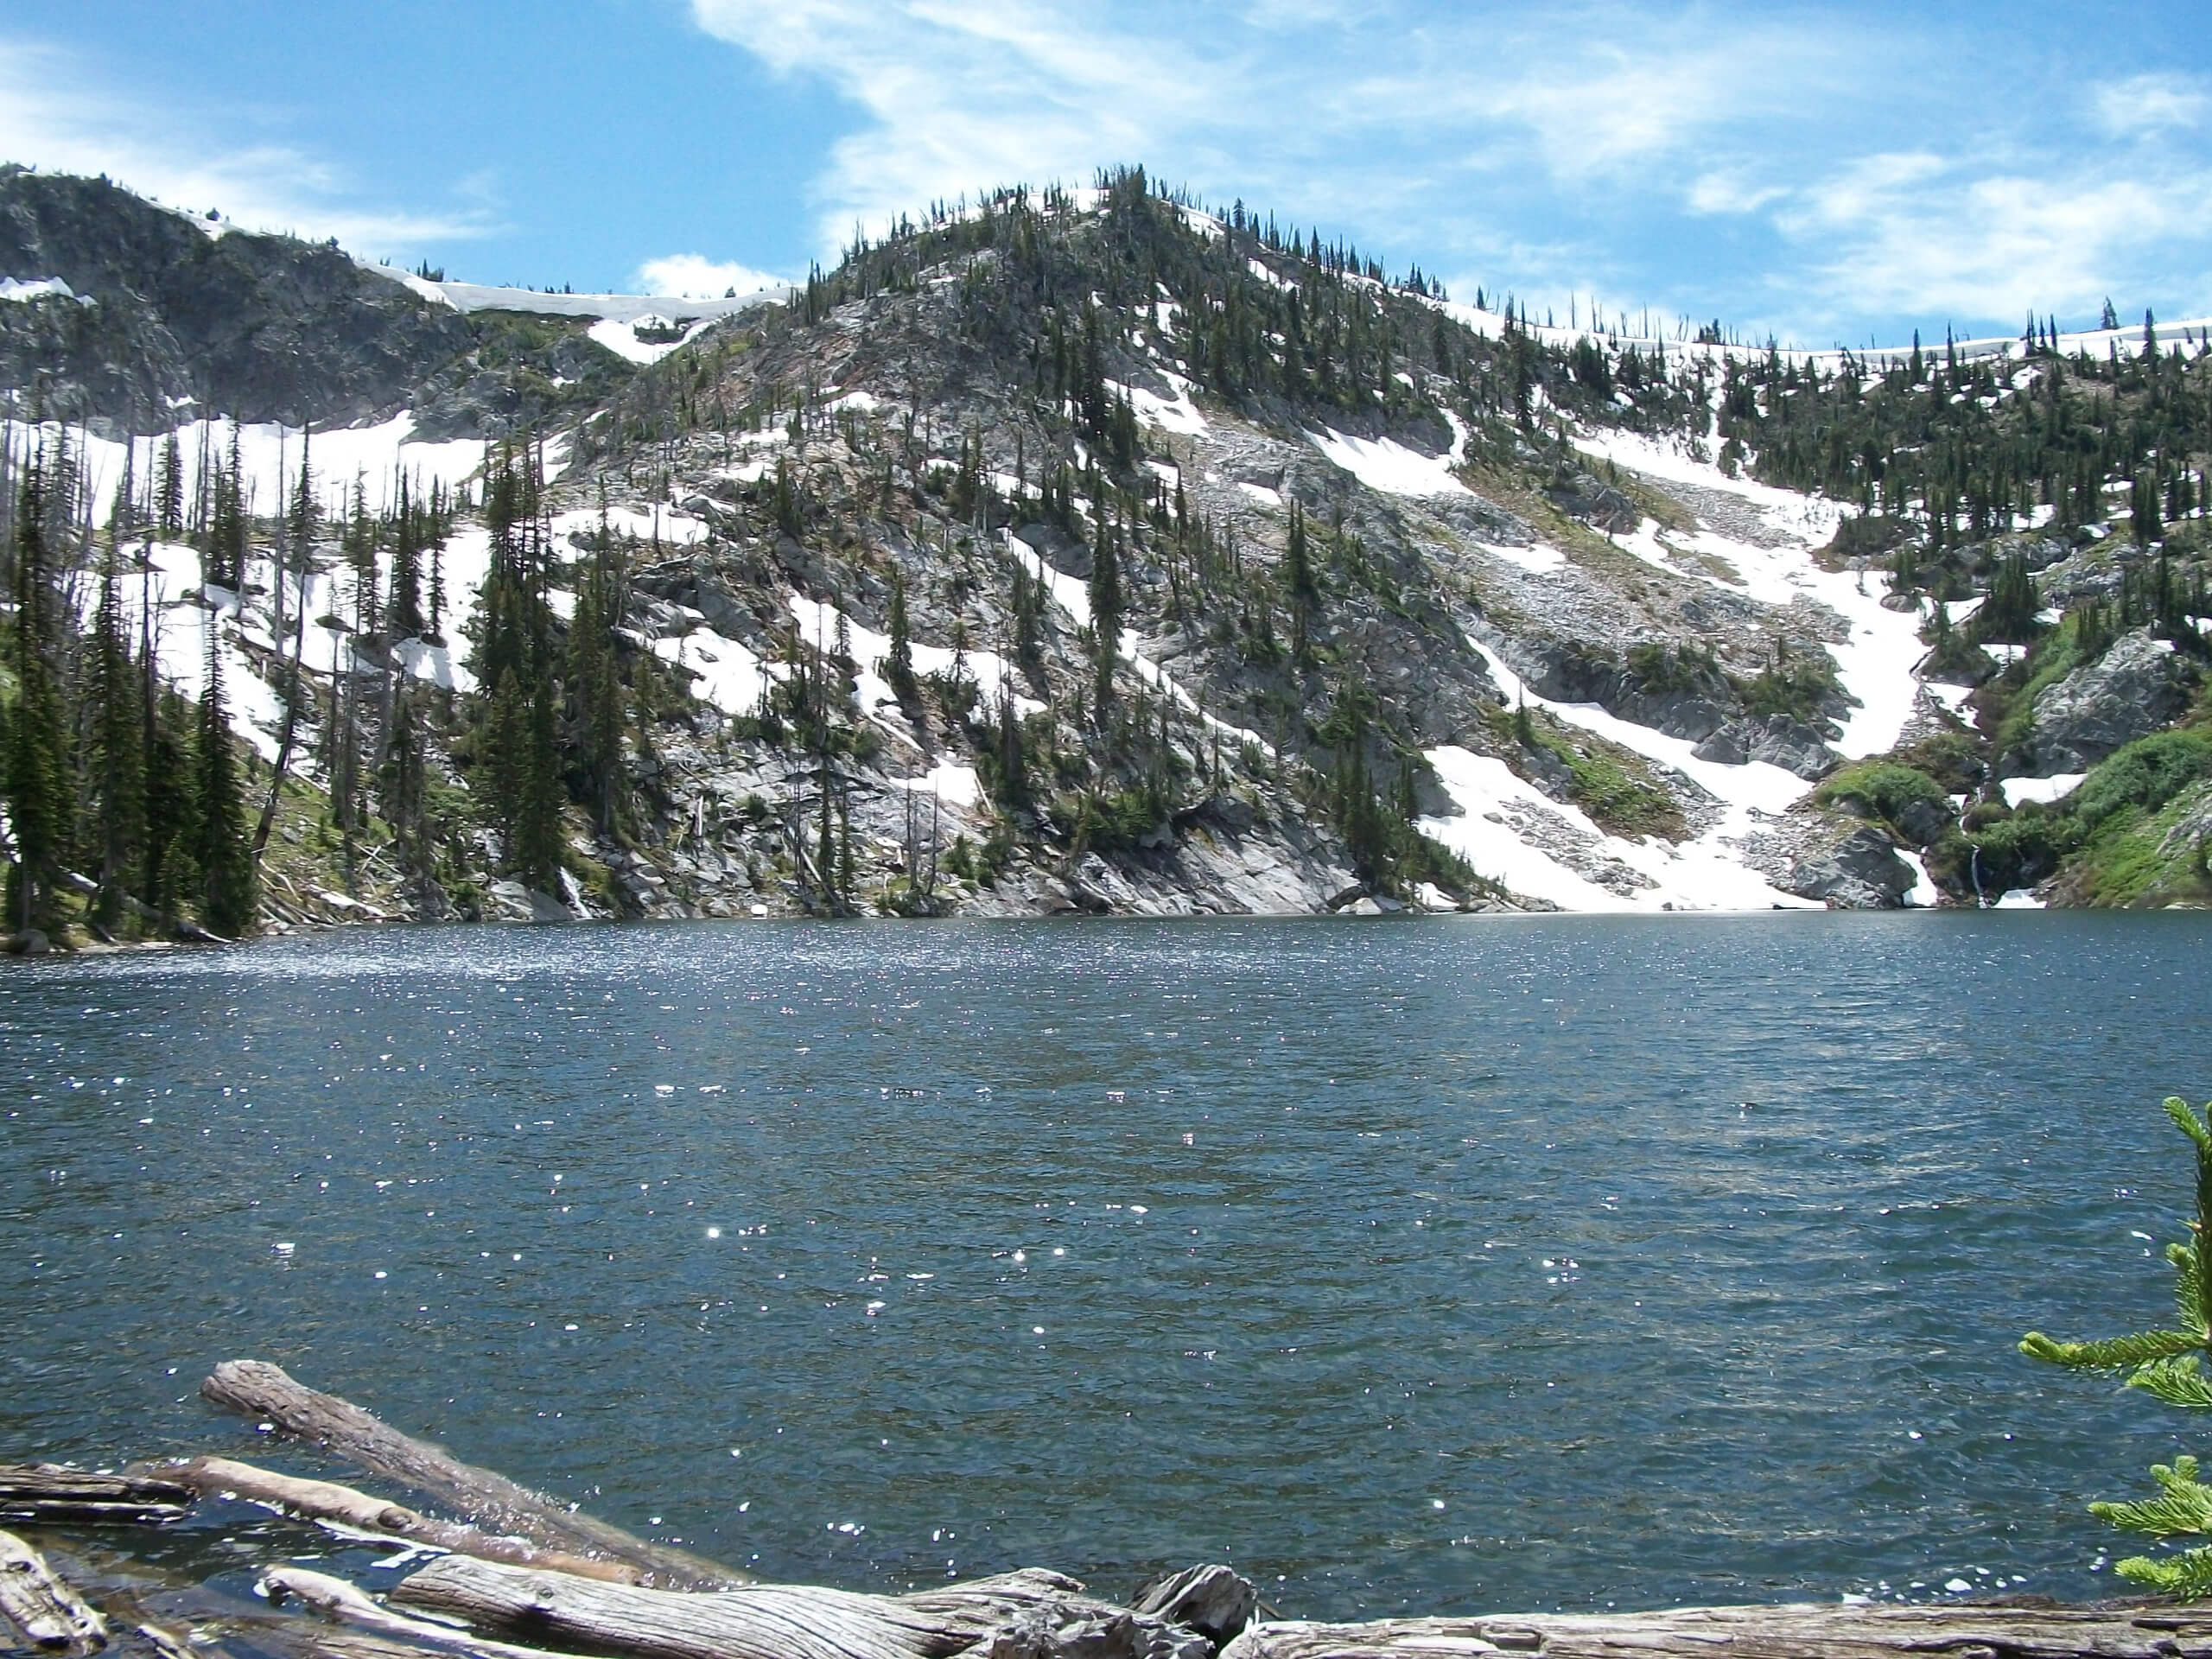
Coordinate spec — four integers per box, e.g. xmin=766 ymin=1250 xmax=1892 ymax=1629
xmin=3 ymin=163 xmax=2209 ymax=940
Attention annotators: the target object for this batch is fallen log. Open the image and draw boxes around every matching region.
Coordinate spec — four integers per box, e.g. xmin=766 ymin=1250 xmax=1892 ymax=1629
xmin=0 ymin=1526 xmax=109 ymax=1656
xmin=1219 ymin=1599 xmax=2212 ymax=1659
xmin=390 ymin=1554 xmax=1203 ymax=1659
xmin=198 ymin=1363 xmax=736 ymax=1590
xmin=0 ymin=1467 xmax=192 ymax=1529
xmin=152 ymin=1459 xmax=640 ymax=1586
xmin=262 ymin=1567 xmax=576 ymax=1659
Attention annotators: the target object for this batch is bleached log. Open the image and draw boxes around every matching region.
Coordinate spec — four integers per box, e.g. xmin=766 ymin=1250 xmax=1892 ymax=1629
xmin=156 ymin=1459 xmax=640 ymax=1585
xmin=1131 ymin=1567 xmax=1255 ymax=1648
xmin=1219 ymin=1599 xmax=2212 ymax=1659
xmin=0 ymin=1465 xmax=192 ymax=1528
xmin=0 ymin=1526 xmax=108 ymax=1656
xmin=260 ymin=1567 xmax=572 ymax=1659
xmin=391 ymin=1554 xmax=1139 ymax=1659
xmin=198 ymin=1363 xmax=735 ymax=1590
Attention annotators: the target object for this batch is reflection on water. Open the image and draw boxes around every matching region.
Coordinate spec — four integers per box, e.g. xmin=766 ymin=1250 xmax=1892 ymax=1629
xmin=2 ymin=912 xmax=2208 ymax=1618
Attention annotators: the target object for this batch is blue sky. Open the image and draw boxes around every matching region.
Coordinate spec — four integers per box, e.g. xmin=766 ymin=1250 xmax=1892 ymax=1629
xmin=3 ymin=0 xmax=2209 ymax=347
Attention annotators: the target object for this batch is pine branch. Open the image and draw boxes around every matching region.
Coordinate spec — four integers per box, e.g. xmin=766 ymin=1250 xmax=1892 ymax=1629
xmin=2093 ymin=1458 xmax=2212 ymax=1537
xmin=2020 ymin=1329 xmax=2202 ymax=1371
xmin=2133 ymin=1357 xmax=2212 ymax=1409
xmin=2116 ymin=1545 xmax=2212 ymax=1599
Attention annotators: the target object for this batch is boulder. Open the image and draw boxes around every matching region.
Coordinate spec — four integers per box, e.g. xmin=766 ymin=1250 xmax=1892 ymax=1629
xmin=1893 ymin=796 xmax=1954 ymax=849
xmin=2024 ymin=627 xmax=2199 ymax=775
xmin=1783 ymin=823 xmax=1913 ymax=909
xmin=1747 ymin=715 xmax=1839 ymax=780
xmin=1694 ymin=716 xmax=1838 ymax=779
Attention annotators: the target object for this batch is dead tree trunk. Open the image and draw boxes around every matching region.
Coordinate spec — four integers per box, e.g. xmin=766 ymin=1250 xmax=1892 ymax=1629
xmin=198 ymin=1362 xmax=738 ymax=1590
xmin=0 ymin=1527 xmax=108 ymax=1656
xmin=1219 ymin=1599 xmax=2212 ymax=1659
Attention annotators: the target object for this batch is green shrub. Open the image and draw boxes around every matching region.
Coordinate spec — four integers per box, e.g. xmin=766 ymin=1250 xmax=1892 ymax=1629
xmin=2073 ymin=728 xmax=2212 ymax=830
xmin=1813 ymin=762 xmax=1946 ymax=828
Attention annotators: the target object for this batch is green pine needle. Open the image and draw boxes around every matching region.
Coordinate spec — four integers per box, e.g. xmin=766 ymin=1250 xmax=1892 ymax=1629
xmin=2133 ymin=1357 xmax=2212 ymax=1409
xmin=2091 ymin=1458 xmax=2212 ymax=1537
xmin=2115 ymin=1546 xmax=2212 ymax=1599
xmin=2020 ymin=1329 xmax=2202 ymax=1371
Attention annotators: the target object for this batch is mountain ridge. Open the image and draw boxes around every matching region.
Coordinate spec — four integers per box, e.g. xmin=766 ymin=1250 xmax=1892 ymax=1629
xmin=2 ymin=162 xmax=2208 ymax=944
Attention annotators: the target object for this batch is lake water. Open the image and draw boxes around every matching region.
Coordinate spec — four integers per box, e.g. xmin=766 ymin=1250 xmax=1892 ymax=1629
xmin=3 ymin=913 xmax=2210 ymax=1622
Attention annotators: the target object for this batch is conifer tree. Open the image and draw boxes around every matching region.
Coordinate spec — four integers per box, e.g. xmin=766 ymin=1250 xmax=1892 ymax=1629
xmin=1090 ymin=514 xmax=1122 ymax=712
xmin=2025 ymin=1097 xmax=2212 ymax=1598
xmin=5 ymin=458 xmax=70 ymax=933
xmin=886 ymin=564 xmax=918 ymax=704
xmin=194 ymin=619 xmax=256 ymax=936
xmin=86 ymin=530 xmax=145 ymax=928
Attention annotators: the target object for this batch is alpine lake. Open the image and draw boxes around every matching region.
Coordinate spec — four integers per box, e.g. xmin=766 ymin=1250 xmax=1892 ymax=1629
xmin=4 ymin=912 xmax=2209 ymax=1621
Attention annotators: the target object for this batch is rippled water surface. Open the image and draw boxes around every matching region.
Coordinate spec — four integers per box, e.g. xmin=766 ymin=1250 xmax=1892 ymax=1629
xmin=4 ymin=912 xmax=2210 ymax=1618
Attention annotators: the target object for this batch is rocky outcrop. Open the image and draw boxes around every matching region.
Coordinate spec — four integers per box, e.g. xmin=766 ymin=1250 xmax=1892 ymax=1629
xmin=1747 ymin=813 xmax=1914 ymax=908
xmin=1693 ymin=715 xmax=1838 ymax=779
xmin=1503 ymin=637 xmax=1734 ymax=741
xmin=0 ymin=166 xmax=481 ymax=432
xmin=2023 ymin=627 xmax=2200 ymax=775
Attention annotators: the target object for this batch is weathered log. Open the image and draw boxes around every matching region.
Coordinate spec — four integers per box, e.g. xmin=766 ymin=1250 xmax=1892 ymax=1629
xmin=0 ymin=1526 xmax=109 ymax=1656
xmin=198 ymin=1363 xmax=736 ymax=1590
xmin=153 ymin=1459 xmax=640 ymax=1586
xmin=1131 ymin=1567 xmax=1255 ymax=1649
xmin=130 ymin=1624 xmax=198 ymax=1659
xmin=262 ymin=1567 xmax=577 ymax=1659
xmin=1219 ymin=1599 xmax=2212 ymax=1659
xmin=0 ymin=1466 xmax=192 ymax=1529
xmin=391 ymin=1554 xmax=1159 ymax=1659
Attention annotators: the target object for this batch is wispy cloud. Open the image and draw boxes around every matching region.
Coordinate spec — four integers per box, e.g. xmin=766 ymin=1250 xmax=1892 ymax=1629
xmin=0 ymin=37 xmax=495 ymax=250
xmin=686 ymin=2 xmax=1853 ymax=250
xmin=633 ymin=252 xmax=791 ymax=297
xmin=2094 ymin=73 xmax=2208 ymax=138
xmin=1774 ymin=148 xmax=2212 ymax=330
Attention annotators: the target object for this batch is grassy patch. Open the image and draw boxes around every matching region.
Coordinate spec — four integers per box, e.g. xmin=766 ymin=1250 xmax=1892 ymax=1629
xmin=1486 ymin=705 xmax=1687 ymax=840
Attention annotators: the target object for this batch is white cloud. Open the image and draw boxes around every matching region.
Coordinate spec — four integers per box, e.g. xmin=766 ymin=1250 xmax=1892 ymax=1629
xmin=685 ymin=1 xmax=1858 ymax=256
xmin=0 ymin=37 xmax=493 ymax=249
xmin=2094 ymin=73 xmax=2208 ymax=138
xmin=1775 ymin=148 xmax=2212 ymax=327
xmin=1688 ymin=171 xmax=1789 ymax=216
xmin=633 ymin=253 xmax=791 ymax=297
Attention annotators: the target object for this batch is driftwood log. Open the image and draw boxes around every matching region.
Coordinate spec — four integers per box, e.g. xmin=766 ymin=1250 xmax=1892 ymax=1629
xmin=390 ymin=1554 xmax=1208 ymax=1659
xmin=199 ymin=1362 xmax=735 ymax=1590
xmin=0 ymin=1526 xmax=108 ymax=1656
xmin=154 ymin=1458 xmax=640 ymax=1585
xmin=1219 ymin=1600 xmax=2212 ymax=1659
xmin=262 ymin=1567 xmax=576 ymax=1659
xmin=0 ymin=1467 xmax=191 ymax=1529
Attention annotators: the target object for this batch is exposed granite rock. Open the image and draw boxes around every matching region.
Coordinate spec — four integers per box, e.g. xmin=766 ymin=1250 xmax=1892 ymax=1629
xmin=2023 ymin=627 xmax=2199 ymax=774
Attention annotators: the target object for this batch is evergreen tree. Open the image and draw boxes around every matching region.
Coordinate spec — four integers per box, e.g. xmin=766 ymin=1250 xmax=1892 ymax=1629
xmin=2024 ymin=1097 xmax=2212 ymax=1598
xmin=1090 ymin=513 xmax=1122 ymax=712
xmin=5 ymin=458 xmax=71 ymax=933
xmin=886 ymin=564 xmax=918 ymax=704
xmin=86 ymin=530 xmax=145 ymax=929
xmin=194 ymin=618 xmax=256 ymax=937
xmin=1284 ymin=503 xmax=1319 ymax=664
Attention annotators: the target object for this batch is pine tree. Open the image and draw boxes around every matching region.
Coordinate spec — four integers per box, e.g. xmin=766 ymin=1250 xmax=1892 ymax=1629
xmin=5 ymin=457 xmax=71 ymax=934
xmin=886 ymin=564 xmax=918 ymax=703
xmin=2024 ymin=1097 xmax=2212 ymax=1598
xmin=1285 ymin=503 xmax=1319 ymax=664
xmin=1089 ymin=514 xmax=1122 ymax=712
xmin=194 ymin=617 xmax=256 ymax=937
xmin=86 ymin=530 xmax=145 ymax=929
